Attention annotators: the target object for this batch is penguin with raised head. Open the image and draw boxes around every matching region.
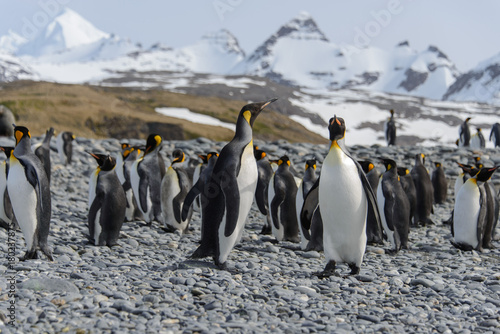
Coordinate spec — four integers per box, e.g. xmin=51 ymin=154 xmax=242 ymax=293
xmin=122 ymin=146 xmax=142 ymax=221
xmin=0 ymin=147 xmax=15 ymax=230
xmin=88 ymin=152 xmax=126 ymax=246
xmin=490 ymin=123 xmax=500 ymax=147
xmin=269 ymin=155 xmax=299 ymax=242
xmin=411 ymin=154 xmax=434 ymax=226
xmin=115 ymin=142 xmax=131 ymax=185
xmin=189 ymin=98 xmax=277 ymax=268
xmin=431 ymin=162 xmax=448 ymax=204
xmin=56 ymin=131 xmax=75 ymax=165
xmin=301 ymin=115 xmax=382 ymax=277
xmin=458 ymin=117 xmax=472 ymax=147
xmin=377 ymin=158 xmax=410 ymax=252
xmin=443 ymin=163 xmax=478 ymax=226
xmin=296 ymin=159 xmax=323 ymax=251
xmin=470 ymin=128 xmax=486 ymax=149
xmin=182 ymin=152 xmax=218 ymax=248
xmin=8 ymin=125 xmax=53 ymax=260
xmin=161 ymin=149 xmax=193 ymax=233
xmin=254 ymin=149 xmax=273 ymax=235
xmin=397 ymin=167 xmax=417 ymax=225
xmin=385 ymin=109 xmax=396 ymax=146
xmin=452 ymin=167 xmax=498 ymax=251
xmin=33 ymin=127 xmax=54 ymax=183
xmin=130 ymin=134 xmax=166 ymax=225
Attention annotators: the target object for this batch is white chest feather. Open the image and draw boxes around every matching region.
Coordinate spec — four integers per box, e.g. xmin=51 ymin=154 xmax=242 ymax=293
xmin=453 ymin=179 xmax=480 ymax=247
xmin=161 ymin=167 xmax=185 ymax=230
xmin=0 ymin=162 xmax=9 ymax=223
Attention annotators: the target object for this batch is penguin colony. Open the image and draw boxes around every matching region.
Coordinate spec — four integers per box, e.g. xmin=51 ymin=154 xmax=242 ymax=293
xmin=1 ymin=108 xmax=499 ymax=278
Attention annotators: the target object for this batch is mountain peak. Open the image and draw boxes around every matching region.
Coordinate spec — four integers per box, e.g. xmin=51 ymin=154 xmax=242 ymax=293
xmin=200 ymin=29 xmax=245 ymax=57
xmin=427 ymin=45 xmax=448 ymax=60
xmin=276 ymin=11 xmax=329 ymax=42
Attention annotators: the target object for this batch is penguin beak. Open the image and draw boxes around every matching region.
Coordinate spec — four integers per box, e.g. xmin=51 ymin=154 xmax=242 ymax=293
xmin=328 ymin=115 xmax=345 ymax=141
xmin=259 ymin=98 xmax=278 ymax=111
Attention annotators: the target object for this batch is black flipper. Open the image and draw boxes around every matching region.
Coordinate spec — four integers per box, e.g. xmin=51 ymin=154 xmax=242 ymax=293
xmin=476 ymin=184 xmax=487 ymax=251
xmin=18 ymin=158 xmax=44 ymax=211
xmin=88 ymin=192 xmax=103 ymax=244
xmin=220 ymin=171 xmax=240 ymax=237
xmin=137 ymin=165 xmax=149 ymax=213
xmin=270 ymin=180 xmax=285 ymax=231
xmin=300 ymin=178 xmax=320 ymax=232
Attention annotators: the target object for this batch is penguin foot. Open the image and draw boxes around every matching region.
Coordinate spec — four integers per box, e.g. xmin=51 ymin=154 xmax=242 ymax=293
xmin=260 ymin=225 xmax=272 ymax=235
xmin=385 ymin=249 xmax=398 ymax=255
xmin=484 ymin=243 xmax=496 ymax=249
xmin=190 ymin=245 xmax=215 ymax=259
xmin=314 ymin=260 xmax=337 ymax=279
xmin=161 ymin=225 xmax=177 ymax=233
xmin=20 ymin=250 xmax=38 ymax=261
xmin=214 ymin=259 xmax=228 ymax=271
xmin=348 ymin=263 xmax=360 ymax=276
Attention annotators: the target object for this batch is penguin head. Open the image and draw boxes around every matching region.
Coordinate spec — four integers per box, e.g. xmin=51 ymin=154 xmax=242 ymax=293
xmin=254 ymin=149 xmax=267 ymax=161
xmin=457 ymin=162 xmax=479 ymax=177
xmin=305 ymin=159 xmax=316 ymax=171
xmin=122 ymin=147 xmax=133 ymax=159
xmin=434 ymin=162 xmax=442 ymax=168
xmin=89 ymin=152 xmax=116 ymax=171
xmin=198 ymin=154 xmax=208 ymax=164
xmin=0 ymin=146 xmax=14 ymax=159
xmin=396 ymin=167 xmax=409 ymax=176
xmin=239 ymin=98 xmax=278 ymax=127
xmin=477 ymin=128 xmax=482 ymax=133
xmin=328 ymin=115 xmax=346 ymax=142
xmin=415 ymin=153 xmax=425 ymax=165
xmin=121 ymin=142 xmax=130 ymax=150
xmin=207 ymin=152 xmax=219 ymax=161
xmin=278 ymin=155 xmax=291 ymax=167
xmin=13 ymin=125 xmax=31 ymax=146
xmin=455 ymin=139 xmax=459 ymax=146
xmin=465 ymin=117 xmax=472 ymax=123
xmin=475 ymin=166 xmax=498 ymax=182
xmin=145 ymin=134 xmax=162 ymax=154
xmin=358 ymin=160 xmax=374 ymax=174
xmin=380 ymin=158 xmax=397 ymax=172
xmin=171 ymin=149 xmax=185 ymax=165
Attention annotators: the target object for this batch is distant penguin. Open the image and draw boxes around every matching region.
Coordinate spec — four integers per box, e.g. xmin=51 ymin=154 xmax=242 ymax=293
xmin=182 ymin=152 xmax=218 ymax=245
xmin=0 ymin=147 xmax=15 ymax=229
xmin=377 ymin=158 xmax=410 ymax=252
xmin=470 ymin=128 xmax=485 ymax=149
xmin=8 ymin=126 xmax=53 ymax=260
xmin=121 ymin=146 xmax=142 ymax=222
xmin=301 ymin=115 xmax=382 ymax=277
xmin=431 ymin=162 xmax=448 ymax=204
xmin=161 ymin=149 xmax=193 ymax=233
xmin=458 ymin=117 xmax=471 ymax=147
xmin=88 ymin=152 xmax=126 ymax=246
xmin=269 ymin=155 xmax=299 ymax=242
xmin=0 ymin=105 xmax=15 ymax=137
xmin=397 ymin=167 xmax=417 ymax=225
xmin=254 ymin=149 xmax=273 ymax=235
xmin=490 ymin=123 xmax=500 ymax=147
xmin=452 ymin=167 xmax=498 ymax=251
xmin=385 ymin=109 xmax=396 ymax=146
xmin=56 ymin=131 xmax=75 ymax=165
xmin=115 ymin=142 xmax=131 ymax=185
xmin=189 ymin=98 xmax=277 ymax=268
xmin=33 ymin=127 xmax=54 ymax=183
xmin=295 ymin=159 xmax=322 ymax=251
xmin=192 ymin=154 xmax=209 ymax=213
xmin=130 ymin=134 xmax=166 ymax=225
xmin=411 ymin=154 xmax=434 ymax=226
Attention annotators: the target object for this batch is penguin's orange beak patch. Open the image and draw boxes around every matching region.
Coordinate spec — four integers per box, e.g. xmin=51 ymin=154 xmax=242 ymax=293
xmin=15 ymin=130 xmax=23 ymax=144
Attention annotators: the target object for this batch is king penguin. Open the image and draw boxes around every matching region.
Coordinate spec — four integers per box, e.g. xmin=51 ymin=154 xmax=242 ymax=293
xmin=431 ymin=162 xmax=448 ymax=204
xmin=88 ymin=152 xmax=126 ymax=246
xmin=254 ymin=149 xmax=274 ymax=235
xmin=192 ymin=154 xmax=209 ymax=213
xmin=115 ymin=142 xmax=131 ymax=186
xmin=301 ymin=115 xmax=382 ymax=277
xmin=269 ymin=155 xmax=299 ymax=243
xmin=8 ymin=125 xmax=53 ymax=260
xmin=458 ymin=117 xmax=472 ymax=147
xmin=490 ymin=123 xmax=500 ymax=147
xmin=452 ymin=167 xmax=498 ymax=251
xmin=56 ymin=131 xmax=75 ymax=165
xmin=359 ymin=159 xmax=384 ymax=244
xmin=411 ymin=154 xmax=434 ymax=226
xmin=295 ymin=159 xmax=322 ymax=251
xmin=33 ymin=127 xmax=54 ymax=183
xmin=397 ymin=167 xmax=417 ymax=225
xmin=161 ymin=149 xmax=193 ymax=233
xmin=130 ymin=134 xmax=166 ymax=225
xmin=385 ymin=109 xmax=396 ymax=146
xmin=470 ymin=128 xmax=485 ymax=149
xmin=189 ymin=98 xmax=277 ymax=268
xmin=0 ymin=147 xmax=15 ymax=230
xmin=377 ymin=158 xmax=410 ymax=252
xmin=121 ymin=146 xmax=142 ymax=221
xmin=358 ymin=160 xmax=380 ymax=197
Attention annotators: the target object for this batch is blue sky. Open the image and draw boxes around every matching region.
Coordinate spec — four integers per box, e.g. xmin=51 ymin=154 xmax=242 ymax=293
xmin=1 ymin=0 xmax=499 ymax=71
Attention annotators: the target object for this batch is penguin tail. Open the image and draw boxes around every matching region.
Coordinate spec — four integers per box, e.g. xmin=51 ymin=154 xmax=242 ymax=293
xmin=450 ymin=240 xmax=473 ymax=252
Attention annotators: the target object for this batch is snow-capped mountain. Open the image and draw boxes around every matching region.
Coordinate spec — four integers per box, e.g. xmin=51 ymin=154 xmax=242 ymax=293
xmin=443 ymin=51 xmax=500 ymax=105
xmin=0 ymin=30 xmax=27 ymax=54
xmin=0 ymin=52 xmax=38 ymax=81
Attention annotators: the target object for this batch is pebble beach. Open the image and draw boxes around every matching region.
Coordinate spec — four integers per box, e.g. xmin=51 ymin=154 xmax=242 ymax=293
xmin=0 ymin=136 xmax=499 ymax=334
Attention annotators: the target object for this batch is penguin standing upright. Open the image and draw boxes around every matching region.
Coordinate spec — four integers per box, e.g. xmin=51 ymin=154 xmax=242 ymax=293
xmin=56 ymin=131 xmax=75 ymax=165
xmin=88 ymin=152 xmax=126 ymax=246
xmin=254 ymin=149 xmax=274 ymax=235
xmin=33 ymin=127 xmax=54 ymax=183
xmin=385 ymin=109 xmax=396 ymax=146
xmin=458 ymin=117 xmax=472 ymax=147
xmin=490 ymin=123 xmax=500 ymax=147
xmin=452 ymin=167 xmax=498 ymax=251
xmin=8 ymin=126 xmax=53 ymax=260
xmin=269 ymin=155 xmax=299 ymax=242
xmin=122 ymin=146 xmax=141 ymax=221
xmin=359 ymin=159 xmax=384 ymax=244
xmin=377 ymin=158 xmax=410 ymax=252
xmin=411 ymin=154 xmax=434 ymax=226
xmin=192 ymin=154 xmax=209 ymax=213
xmin=302 ymin=116 xmax=382 ymax=277
xmin=115 ymin=142 xmax=131 ymax=186
xmin=189 ymin=98 xmax=277 ymax=268
xmin=0 ymin=147 xmax=15 ymax=229
xmin=161 ymin=149 xmax=193 ymax=233
xmin=130 ymin=134 xmax=165 ymax=225
xmin=431 ymin=162 xmax=448 ymax=204
xmin=295 ymin=159 xmax=322 ymax=251
xmin=470 ymin=128 xmax=485 ymax=149
xmin=358 ymin=160 xmax=380 ymax=197
xmin=397 ymin=167 xmax=417 ymax=225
